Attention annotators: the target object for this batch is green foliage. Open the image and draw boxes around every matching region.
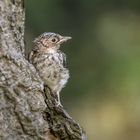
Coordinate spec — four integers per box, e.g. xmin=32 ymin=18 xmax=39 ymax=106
xmin=25 ymin=1 xmax=140 ymax=139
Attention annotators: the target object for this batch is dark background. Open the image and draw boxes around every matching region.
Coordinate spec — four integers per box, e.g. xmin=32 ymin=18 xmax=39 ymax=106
xmin=25 ymin=0 xmax=140 ymax=140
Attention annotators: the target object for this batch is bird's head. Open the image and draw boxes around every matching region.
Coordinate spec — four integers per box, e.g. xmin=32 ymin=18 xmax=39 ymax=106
xmin=33 ymin=32 xmax=72 ymax=51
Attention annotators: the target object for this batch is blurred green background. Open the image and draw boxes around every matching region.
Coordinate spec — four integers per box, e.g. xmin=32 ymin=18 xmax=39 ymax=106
xmin=25 ymin=0 xmax=140 ymax=140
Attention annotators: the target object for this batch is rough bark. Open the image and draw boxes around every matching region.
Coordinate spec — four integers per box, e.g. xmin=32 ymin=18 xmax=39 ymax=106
xmin=0 ymin=0 xmax=87 ymax=140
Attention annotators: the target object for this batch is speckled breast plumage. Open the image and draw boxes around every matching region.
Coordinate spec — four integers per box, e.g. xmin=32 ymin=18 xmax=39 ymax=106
xmin=29 ymin=50 xmax=69 ymax=93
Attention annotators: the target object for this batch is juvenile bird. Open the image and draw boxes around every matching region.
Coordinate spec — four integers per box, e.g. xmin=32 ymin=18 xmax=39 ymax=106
xmin=29 ymin=32 xmax=71 ymax=105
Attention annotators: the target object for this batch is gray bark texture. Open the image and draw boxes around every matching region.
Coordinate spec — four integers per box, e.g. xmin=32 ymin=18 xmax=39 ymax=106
xmin=0 ymin=0 xmax=87 ymax=140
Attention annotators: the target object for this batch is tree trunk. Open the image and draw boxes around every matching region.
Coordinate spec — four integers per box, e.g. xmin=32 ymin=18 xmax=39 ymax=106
xmin=0 ymin=0 xmax=87 ymax=140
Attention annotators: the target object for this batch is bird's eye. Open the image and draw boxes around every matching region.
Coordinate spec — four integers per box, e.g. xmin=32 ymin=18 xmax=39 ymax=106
xmin=51 ymin=38 xmax=56 ymax=42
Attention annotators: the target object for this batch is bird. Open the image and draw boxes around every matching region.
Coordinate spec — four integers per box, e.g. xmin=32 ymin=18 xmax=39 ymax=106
xmin=29 ymin=32 xmax=71 ymax=106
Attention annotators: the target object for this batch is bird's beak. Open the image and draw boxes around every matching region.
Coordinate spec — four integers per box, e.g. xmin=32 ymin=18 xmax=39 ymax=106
xmin=58 ymin=36 xmax=72 ymax=44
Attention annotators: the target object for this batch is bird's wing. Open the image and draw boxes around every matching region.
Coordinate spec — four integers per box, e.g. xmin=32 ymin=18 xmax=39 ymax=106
xmin=62 ymin=52 xmax=67 ymax=67
xmin=28 ymin=45 xmax=39 ymax=63
xmin=58 ymin=50 xmax=67 ymax=67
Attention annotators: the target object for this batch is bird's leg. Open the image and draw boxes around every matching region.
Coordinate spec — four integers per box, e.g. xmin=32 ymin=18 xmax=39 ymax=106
xmin=56 ymin=91 xmax=62 ymax=107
